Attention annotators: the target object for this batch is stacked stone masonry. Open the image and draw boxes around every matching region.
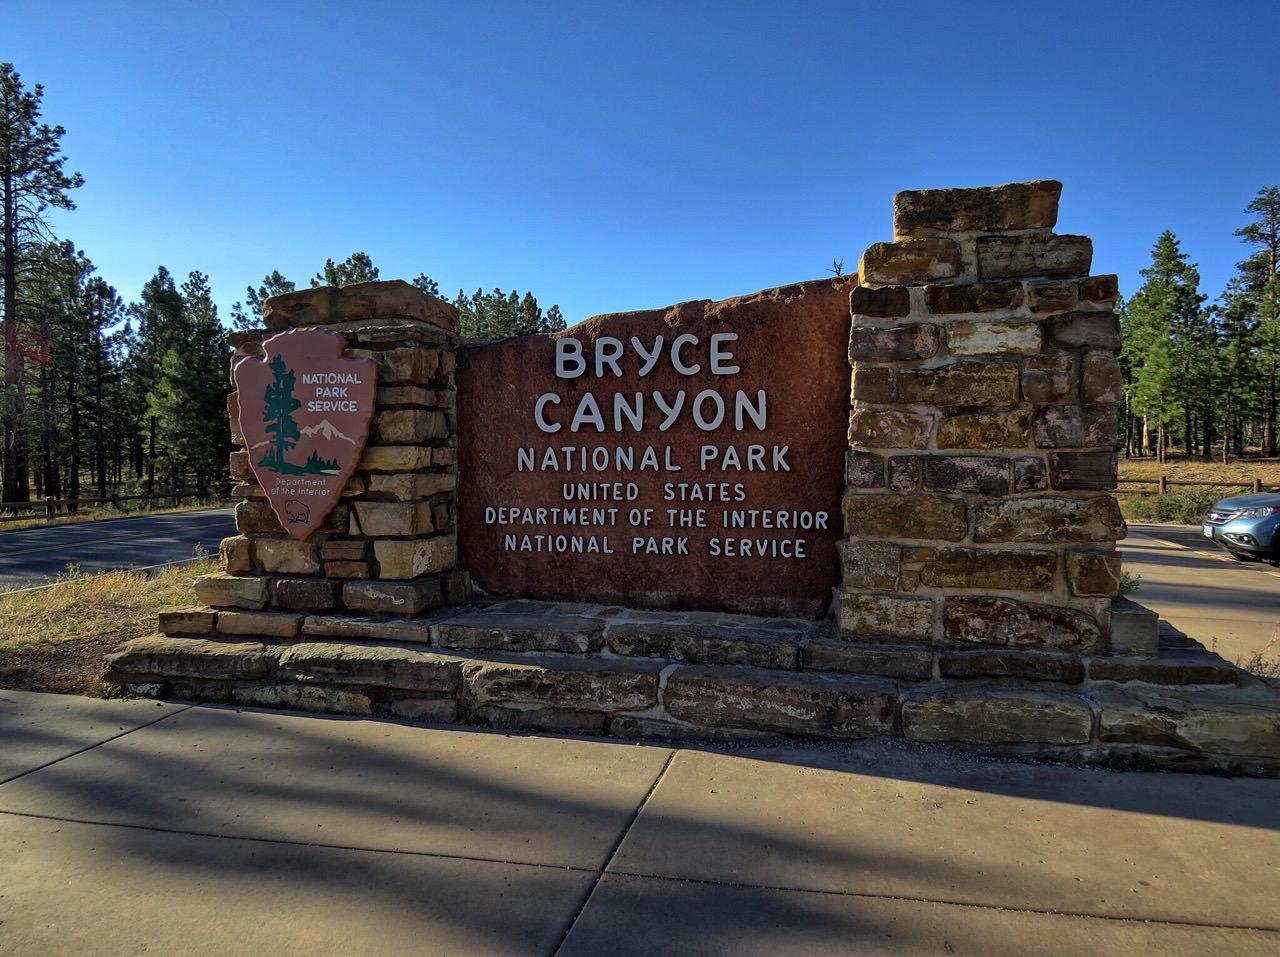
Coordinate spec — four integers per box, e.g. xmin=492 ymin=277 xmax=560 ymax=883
xmin=102 ymin=184 xmax=1280 ymax=773
xmin=222 ymin=280 xmax=472 ymax=619
xmin=843 ymin=180 xmax=1128 ymax=666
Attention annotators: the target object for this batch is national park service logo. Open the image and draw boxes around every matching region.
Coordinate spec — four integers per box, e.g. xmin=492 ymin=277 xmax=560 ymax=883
xmin=234 ymin=328 xmax=377 ymax=539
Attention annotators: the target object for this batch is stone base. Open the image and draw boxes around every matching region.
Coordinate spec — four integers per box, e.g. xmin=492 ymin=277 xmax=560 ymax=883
xmin=104 ymin=600 xmax=1280 ymax=775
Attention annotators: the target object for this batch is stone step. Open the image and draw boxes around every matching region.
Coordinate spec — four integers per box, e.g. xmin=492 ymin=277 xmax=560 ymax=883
xmin=105 ymin=619 xmax=1280 ymax=772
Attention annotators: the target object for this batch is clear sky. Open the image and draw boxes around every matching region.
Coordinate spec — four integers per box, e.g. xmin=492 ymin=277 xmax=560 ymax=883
xmin=9 ymin=0 xmax=1277 ymax=329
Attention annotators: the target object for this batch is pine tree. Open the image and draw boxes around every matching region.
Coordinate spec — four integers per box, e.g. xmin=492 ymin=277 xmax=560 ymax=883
xmin=453 ymin=287 xmax=567 ymax=340
xmin=1 ymin=63 xmax=83 ymax=502
xmin=260 ymin=353 xmax=301 ymax=472
xmin=311 ymin=252 xmax=379 ymax=288
xmin=1232 ymin=187 xmax=1280 ymax=454
xmin=126 ymin=267 xmax=186 ymax=491
xmin=230 ymin=270 xmax=295 ymax=331
xmin=1123 ymin=232 xmax=1207 ymax=461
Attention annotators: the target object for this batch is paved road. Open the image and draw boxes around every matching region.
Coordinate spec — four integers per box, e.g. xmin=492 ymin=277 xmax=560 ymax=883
xmin=1123 ymin=523 xmax=1280 ymax=665
xmin=0 ymin=508 xmax=236 ymax=591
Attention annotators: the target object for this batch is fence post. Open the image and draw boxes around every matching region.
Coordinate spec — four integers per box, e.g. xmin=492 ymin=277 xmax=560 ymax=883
xmin=1158 ymin=475 xmax=1168 ymax=496
xmin=1254 ymin=478 xmax=1263 ymax=494
xmin=44 ymin=496 xmax=55 ymax=523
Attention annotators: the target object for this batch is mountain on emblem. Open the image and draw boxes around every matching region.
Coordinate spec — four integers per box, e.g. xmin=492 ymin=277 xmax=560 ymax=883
xmin=234 ymin=328 xmax=377 ymax=540
xmin=301 ymin=419 xmax=356 ymax=444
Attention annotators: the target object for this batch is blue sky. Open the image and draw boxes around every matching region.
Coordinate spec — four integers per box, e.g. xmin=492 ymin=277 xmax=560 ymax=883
xmin=10 ymin=0 xmax=1277 ymax=328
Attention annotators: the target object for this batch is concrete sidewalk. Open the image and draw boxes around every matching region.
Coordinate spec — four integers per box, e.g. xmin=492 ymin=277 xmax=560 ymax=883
xmin=2 ymin=690 xmax=1278 ymax=956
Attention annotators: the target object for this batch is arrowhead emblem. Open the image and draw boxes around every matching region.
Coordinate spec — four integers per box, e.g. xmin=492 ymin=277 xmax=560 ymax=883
xmin=234 ymin=328 xmax=377 ymax=540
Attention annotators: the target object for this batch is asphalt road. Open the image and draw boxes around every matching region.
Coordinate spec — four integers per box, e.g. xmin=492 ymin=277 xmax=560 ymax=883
xmin=0 ymin=508 xmax=237 ymax=591
xmin=1122 ymin=523 xmax=1280 ymax=665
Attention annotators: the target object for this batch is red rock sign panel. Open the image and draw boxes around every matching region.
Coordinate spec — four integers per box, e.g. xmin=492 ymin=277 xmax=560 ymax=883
xmin=458 ymin=278 xmax=854 ymax=618
xmin=234 ymin=328 xmax=377 ymax=540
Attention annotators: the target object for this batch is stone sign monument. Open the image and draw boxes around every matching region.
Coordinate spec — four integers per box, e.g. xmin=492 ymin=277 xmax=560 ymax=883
xmin=105 ymin=181 xmax=1280 ymax=773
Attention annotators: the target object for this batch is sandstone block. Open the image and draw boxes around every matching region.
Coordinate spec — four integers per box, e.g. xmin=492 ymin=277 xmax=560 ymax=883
xmin=1067 ymin=550 xmax=1121 ymax=597
xmin=353 ymin=501 xmax=435 ymax=537
xmin=343 ymin=580 xmax=443 ymax=615
xmin=325 ymin=561 xmax=370 ymax=579
xmin=349 ymin=344 xmax=440 ymax=385
xmin=894 ymin=181 xmax=1062 ymax=237
xmin=842 ymin=492 xmax=968 ymax=541
xmin=945 ymin=321 xmax=1041 ymax=357
xmin=256 ymin=539 xmax=321 ymax=575
xmin=321 ymin=540 xmax=366 ymax=561
xmin=462 ymin=657 xmax=661 ymax=712
xmin=606 ymin=622 xmax=800 ymax=669
xmin=229 ymin=450 xmax=252 ymax=482
xmin=896 ymin=361 xmax=1019 ymax=407
xmin=235 ymin=499 xmax=284 ymax=535
xmin=924 ymin=280 xmax=1024 ymax=315
xmin=665 ymin=666 xmax=898 ymax=738
xmin=840 ymin=592 xmax=934 ymax=642
xmin=231 ymin=684 xmax=373 ymax=715
xmin=390 ymin=699 xmax=459 ymax=723
xmin=1047 ymin=311 xmax=1121 ymax=351
xmin=846 ymin=450 xmax=885 ymax=488
xmin=921 ymin=455 xmax=1010 ymax=496
xmin=849 ymin=285 xmax=911 ymax=318
xmin=158 ymin=607 xmax=216 ymax=637
xmin=374 ymin=536 xmax=458 ymax=579
xmin=973 ymin=495 xmax=1125 ymax=543
xmin=1081 ymin=353 xmax=1124 ymax=403
xmin=943 ymin=597 xmax=1102 ymax=652
xmin=195 ymin=573 xmax=269 ymax=610
xmin=1078 ymin=274 xmax=1120 ymax=304
xmin=219 ymin=536 xmax=254 ymax=575
xmin=431 ymin=447 xmax=458 ymax=467
xmin=1020 ymin=355 xmax=1076 ymax=404
xmin=437 ymin=611 xmax=606 ymax=655
xmin=937 ymin=651 xmax=1084 ymax=684
xmin=1013 ymin=456 xmax=1048 ymax=492
xmin=1025 ymin=281 xmax=1079 ymax=315
xmin=1048 ymin=451 xmax=1118 ymax=490
xmin=937 ymin=409 xmax=1032 ymax=449
xmin=839 ymin=539 xmax=901 ymax=590
xmin=860 ymin=238 xmax=962 ymax=286
xmin=1106 ymin=595 xmax=1159 ymax=656
xmin=358 ymin=445 xmax=435 ymax=472
xmin=803 ymin=640 xmax=933 ymax=680
xmin=273 ymin=578 xmax=338 ymax=611
xmin=474 ymin=706 xmax=606 ymax=735
xmin=378 ymin=385 xmax=457 ymax=409
xmin=977 ymin=235 xmax=1093 ymax=280
xmin=1097 ymin=683 xmax=1280 ymax=758
xmin=302 ymin=615 xmax=434 ymax=642
xmin=367 ymin=472 xmax=457 ymax=500
xmin=216 ymin=610 xmax=301 ymax=639
xmin=443 ymin=571 xmax=472 ymax=605
xmin=852 ymin=366 xmax=895 ymax=403
xmin=104 ymin=635 xmax=270 ymax=681
xmin=373 ymin=409 xmax=449 ymax=444
xmin=903 ymin=688 xmax=1094 ymax=744
xmin=1033 ymin=405 xmax=1118 ymax=449
xmin=848 ymin=408 xmax=933 ymax=449
xmin=849 ymin=324 xmax=939 ymax=362
xmin=228 ymin=392 xmax=244 ymax=446
xmin=276 ymin=643 xmax=460 ymax=693
xmin=888 ymin=455 xmax=919 ymax=492
xmin=262 ymin=279 xmax=459 ymax=332
xmin=920 ymin=548 xmax=1057 ymax=590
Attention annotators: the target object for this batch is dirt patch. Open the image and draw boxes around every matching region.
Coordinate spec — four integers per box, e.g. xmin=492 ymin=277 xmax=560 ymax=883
xmin=0 ymin=631 xmax=135 ymax=695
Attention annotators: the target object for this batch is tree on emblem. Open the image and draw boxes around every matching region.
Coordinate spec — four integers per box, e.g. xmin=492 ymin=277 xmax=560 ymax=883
xmin=260 ymin=354 xmax=301 ymax=472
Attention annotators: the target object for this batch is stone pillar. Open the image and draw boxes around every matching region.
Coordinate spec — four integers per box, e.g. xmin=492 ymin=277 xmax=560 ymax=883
xmin=208 ymin=280 xmax=470 ymax=632
xmin=839 ymin=181 xmax=1126 ymax=665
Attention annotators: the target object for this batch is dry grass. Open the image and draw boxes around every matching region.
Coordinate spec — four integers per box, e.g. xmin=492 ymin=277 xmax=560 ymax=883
xmin=0 ymin=557 xmax=217 ymax=693
xmin=1119 ymin=457 xmax=1280 ymax=487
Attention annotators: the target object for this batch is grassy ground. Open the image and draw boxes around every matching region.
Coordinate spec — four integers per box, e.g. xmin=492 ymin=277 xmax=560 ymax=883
xmin=1118 ymin=456 xmax=1280 ymax=487
xmin=1118 ymin=457 xmax=1279 ymax=524
xmin=0 ymin=556 xmax=217 ymax=694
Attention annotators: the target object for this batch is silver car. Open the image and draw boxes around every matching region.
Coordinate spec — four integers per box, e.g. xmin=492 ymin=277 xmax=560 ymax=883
xmin=1202 ymin=492 xmax=1280 ymax=562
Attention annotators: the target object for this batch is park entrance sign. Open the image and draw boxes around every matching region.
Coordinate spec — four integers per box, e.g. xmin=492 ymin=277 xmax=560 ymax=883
xmin=457 ymin=281 xmax=855 ymax=618
xmin=233 ymin=328 xmax=377 ymax=540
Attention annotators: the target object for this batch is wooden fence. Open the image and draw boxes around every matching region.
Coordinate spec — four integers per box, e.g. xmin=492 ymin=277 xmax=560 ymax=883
xmin=1118 ymin=477 xmax=1272 ymax=496
xmin=0 ymin=490 xmax=220 ymax=525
